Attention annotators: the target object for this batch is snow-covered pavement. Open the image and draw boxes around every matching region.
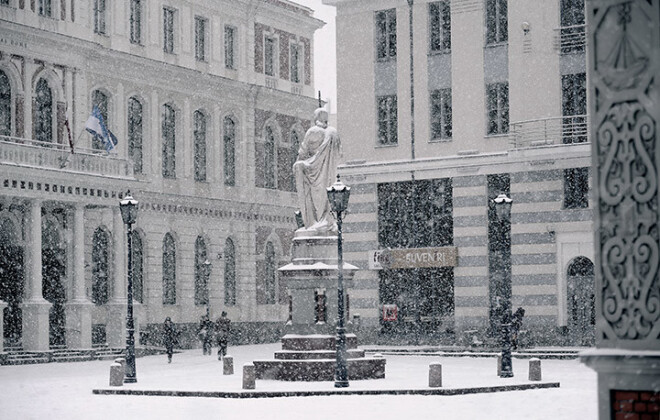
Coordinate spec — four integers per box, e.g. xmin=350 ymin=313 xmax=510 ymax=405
xmin=0 ymin=343 xmax=597 ymax=420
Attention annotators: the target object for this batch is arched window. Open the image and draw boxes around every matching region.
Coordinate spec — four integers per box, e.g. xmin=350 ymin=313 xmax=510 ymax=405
xmin=162 ymin=233 xmax=176 ymax=304
xmin=162 ymin=104 xmax=176 ymax=179
xmin=0 ymin=70 xmax=11 ymax=136
xmin=128 ymin=97 xmax=143 ymax=174
xmin=224 ymin=238 xmax=236 ymax=305
xmin=193 ymin=111 xmax=207 ymax=182
xmin=194 ymin=236 xmax=209 ymax=306
xmin=223 ymin=117 xmax=236 ymax=186
xmin=92 ymin=228 xmax=110 ymax=305
xmin=131 ymin=231 xmax=144 ymax=304
xmin=290 ymin=129 xmax=301 ymax=191
xmin=91 ymin=90 xmax=109 ymax=150
xmin=264 ymin=126 xmax=276 ymax=189
xmin=264 ymin=241 xmax=276 ymax=304
xmin=35 ymin=79 xmax=53 ymax=143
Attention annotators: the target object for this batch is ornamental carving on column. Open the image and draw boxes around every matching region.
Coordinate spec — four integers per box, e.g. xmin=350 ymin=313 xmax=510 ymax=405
xmin=591 ymin=0 xmax=660 ymax=346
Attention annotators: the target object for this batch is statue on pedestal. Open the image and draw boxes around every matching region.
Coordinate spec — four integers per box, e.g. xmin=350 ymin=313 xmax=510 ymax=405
xmin=293 ymin=108 xmax=342 ymax=234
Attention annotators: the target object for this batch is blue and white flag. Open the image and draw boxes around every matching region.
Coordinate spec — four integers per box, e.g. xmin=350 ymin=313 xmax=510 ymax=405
xmin=85 ymin=106 xmax=118 ymax=152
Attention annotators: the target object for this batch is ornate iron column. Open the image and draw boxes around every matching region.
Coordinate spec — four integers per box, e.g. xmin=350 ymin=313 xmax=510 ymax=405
xmin=581 ymin=1 xmax=660 ymax=418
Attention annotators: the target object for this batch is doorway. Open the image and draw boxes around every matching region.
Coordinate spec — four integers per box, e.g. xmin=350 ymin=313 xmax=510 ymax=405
xmin=0 ymin=217 xmax=24 ymax=349
xmin=567 ymin=256 xmax=595 ymax=346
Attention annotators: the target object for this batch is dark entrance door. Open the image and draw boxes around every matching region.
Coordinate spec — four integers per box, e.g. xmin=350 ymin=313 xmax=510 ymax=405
xmin=567 ymin=257 xmax=595 ymax=346
xmin=42 ymin=218 xmax=67 ymax=348
xmin=0 ymin=244 xmax=23 ymax=349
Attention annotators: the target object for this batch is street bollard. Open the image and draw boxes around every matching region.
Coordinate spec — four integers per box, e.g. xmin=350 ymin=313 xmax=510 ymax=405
xmin=529 ymin=358 xmax=542 ymax=381
xmin=242 ymin=363 xmax=256 ymax=389
xmin=114 ymin=358 xmax=126 ymax=378
xmin=223 ymin=355 xmax=234 ymax=375
xmin=429 ymin=362 xmax=442 ymax=388
xmin=109 ymin=362 xmax=124 ymax=386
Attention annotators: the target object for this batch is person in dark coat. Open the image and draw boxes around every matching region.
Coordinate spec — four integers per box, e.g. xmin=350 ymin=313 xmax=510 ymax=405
xmin=163 ymin=317 xmax=177 ymax=363
xmin=215 ymin=311 xmax=231 ymax=361
xmin=198 ymin=315 xmax=214 ymax=355
xmin=511 ymin=307 xmax=525 ymax=350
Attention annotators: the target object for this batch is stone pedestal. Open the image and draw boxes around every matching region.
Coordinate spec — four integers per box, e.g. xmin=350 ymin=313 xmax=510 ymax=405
xmin=0 ymin=300 xmax=6 ymax=352
xmin=21 ymin=300 xmax=51 ymax=351
xmin=252 ymin=232 xmax=386 ymax=382
xmin=106 ymin=302 xmax=127 ymax=348
xmin=65 ymin=301 xmax=93 ymax=349
xmin=279 ymin=233 xmax=358 ymax=335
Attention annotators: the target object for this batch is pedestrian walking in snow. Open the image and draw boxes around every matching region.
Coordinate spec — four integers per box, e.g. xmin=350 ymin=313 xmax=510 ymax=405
xmin=163 ymin=317 xmax=177 ymax=363
xmin=511 ymin=307 xmax=525 ymax=350
xmin=198 ymin=315 xmax=214 ymax=355
xmin=215 ymin=311 xmax=231 ymax=361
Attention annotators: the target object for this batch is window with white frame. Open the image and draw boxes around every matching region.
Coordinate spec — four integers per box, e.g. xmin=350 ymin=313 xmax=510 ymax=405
xmin=377 ymin=95 xmax=398 ymax=145
xmin=94 ymin=0 xmax=107 ymax=35
xmin=376 ymin=9 xmax=397 ymax=60
xmin=38 ymin=0 xmax=51 ymax=17
xmin=290 ymin=43 xmax=301 ymax=83
xmin=162 ymin=104 xmax=176 ymax=178
xmin=194 ymin=16 xmax=207 ymax=62
xmin=223 ymin=116 xmax=236 ymax=186
xmin=264 ymin=125 xmax=276 ymax=188
xmin=163 ymin=7 xmax=175 ymax=54
xmin=127 ymin=97 xmax=143 ymax=173
xmin=429 ymin=1 xmax=451 ymax=53
xmin=430 ymin=88 xmax=452 ymax=140
xmin=264 ymin=36 xmax=277 ymax=76
xmin=35 ymin=79 xmax=53 ymax=143
xmin=486 ymin=0 xmax=508 ymax=45
xmin=225 ymin=26 xmax=237 ymax=70
xmin=486 ymin=82 xmax=509 ymax=135
xmin=130 ymin=0 xmax=142 ymax=45
xmin=193 ymin=110 xmax=207 ymax=182
xmin=0 ymin=70 xmax=10 ymax=136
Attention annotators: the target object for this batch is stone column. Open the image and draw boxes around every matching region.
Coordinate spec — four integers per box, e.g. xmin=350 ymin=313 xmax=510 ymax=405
xmin=21 ymin=199 xmax=51 ymax=351
xmin=580 ymin=1 xmax=660 ymax=418
xmin=106 ymin=207 xmax=127 ymax=348
xmin=65 ymin=204 xmax=93 ymax=349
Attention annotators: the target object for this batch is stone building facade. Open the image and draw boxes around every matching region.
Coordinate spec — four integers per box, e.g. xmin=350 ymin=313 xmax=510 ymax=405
xmin=0 ymin=0 xmax=323 ymax=352
xmin=325 ymin=0 xmax=594 ymax=345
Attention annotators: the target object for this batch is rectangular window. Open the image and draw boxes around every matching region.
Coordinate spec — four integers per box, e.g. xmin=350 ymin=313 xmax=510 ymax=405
xmin=130 ymin=0 xmax=142 ymax=44
xmin=377 ymin=95 xmax=398 ymax=145
xmin=564 ymin=167 xmax=589 ymax=209
xmin=376 ymin=9 xmax=397 ymax=60
xmin=429 ymin=1 xmax=451 ymax=53
xmin=486 ymin=0 xmax=508 ymax=45
xmin=264 ymin=36 xmax=276 ymax=76
xmin=225 ymin=26 xmax=236 ymax=69
xmin=560 ymin=0 xmax=585 ymax=53
xmin=290 ymin=43 xmax=301 ymax=83
xmin=38 ymin=0 xmax=51 ymax=17
xmin=562 ymin=73 xmax=587 ymax=143
xmin=195 ymin=17 xmax=206 ymax=62
xmin=486 ymin=82 xmax=509 ymax=135
xmin=430 ymin=89 xmax=452 ymax=140
xmin=163 ymin=7 xmax=175 ymax=54
xmin=94 ymin=0 xmax=106 ymax=35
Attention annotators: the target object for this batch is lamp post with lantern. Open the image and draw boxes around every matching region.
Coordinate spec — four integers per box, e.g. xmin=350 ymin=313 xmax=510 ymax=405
xmin=493 ymin=193 xmax=513 ymax=378
xmin=327 ymin=175 xmax=351 ymax=388
xmin=119 ymin=191 xmax=138 ymax=383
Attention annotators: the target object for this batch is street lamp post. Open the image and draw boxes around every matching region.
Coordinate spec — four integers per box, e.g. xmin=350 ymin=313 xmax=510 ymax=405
xmin=493 ymin=193 xmax=513 ymax=378
xmin=119 ymin=191 xmax=139 ymax=384
xmin=327 ymin=175 xmax=351 ymax=388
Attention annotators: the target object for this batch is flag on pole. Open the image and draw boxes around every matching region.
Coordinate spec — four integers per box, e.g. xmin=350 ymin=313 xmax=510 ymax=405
xmin=85 ymin=106 xmax=117 ymax=152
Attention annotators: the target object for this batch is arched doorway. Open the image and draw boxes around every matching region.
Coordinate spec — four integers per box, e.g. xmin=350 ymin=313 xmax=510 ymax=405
xmin=567 ymin=256 xmax=595 ymax=346
xmin=42 ymin=216 xmax=67 ymax=348
xmin=0 ymin=216 xmax=24 ymax=349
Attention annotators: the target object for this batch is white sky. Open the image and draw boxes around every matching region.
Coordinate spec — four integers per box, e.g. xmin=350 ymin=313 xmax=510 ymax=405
xmin=295 ymin=0 xmax=337 ymax=113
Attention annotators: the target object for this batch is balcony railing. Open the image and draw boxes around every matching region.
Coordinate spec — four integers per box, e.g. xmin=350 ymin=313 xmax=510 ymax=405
xmin=0 ymin=135 xmax=134 ymax=179
xmin=553 ymin=24 xmax=586 ymax=54
xmin=509 ymin=115 xmax=589 ymax=149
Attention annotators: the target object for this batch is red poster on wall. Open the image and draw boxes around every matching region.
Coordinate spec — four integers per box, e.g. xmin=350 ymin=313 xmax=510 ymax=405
xmin=383 ymin=304 xmax=398 ymax=321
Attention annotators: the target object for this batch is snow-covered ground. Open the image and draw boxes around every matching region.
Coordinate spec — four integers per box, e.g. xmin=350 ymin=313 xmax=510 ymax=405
xmin=0 ymin=343 xmax=597 ymax=420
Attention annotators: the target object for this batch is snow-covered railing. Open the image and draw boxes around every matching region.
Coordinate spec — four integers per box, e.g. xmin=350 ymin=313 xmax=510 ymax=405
xmin=553 ymin=24 xmax=586 ymax=54
xmin=509 ymin=115 xmax=589 ymax=149
xmin=0 ymin=135 xmax=134 ymax=178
